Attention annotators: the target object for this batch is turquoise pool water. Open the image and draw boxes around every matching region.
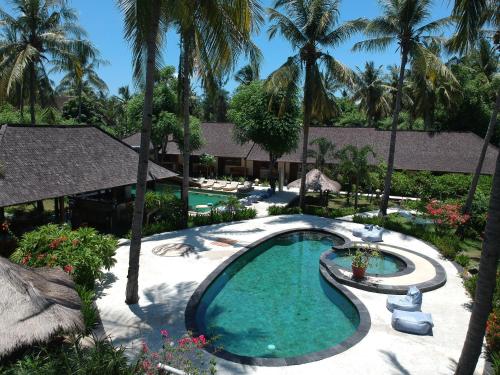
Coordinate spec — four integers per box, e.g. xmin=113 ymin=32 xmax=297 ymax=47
xmin=195 ymin=231 xmax=360 ymax=359
xmin=327 ymin=249 xmax=406 ymax=275
xmin=133 ymin=184 xmax=232 ymax=212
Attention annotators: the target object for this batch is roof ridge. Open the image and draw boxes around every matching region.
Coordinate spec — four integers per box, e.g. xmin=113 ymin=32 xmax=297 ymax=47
xmin=4 ymin=123 xmax=94 ymax=129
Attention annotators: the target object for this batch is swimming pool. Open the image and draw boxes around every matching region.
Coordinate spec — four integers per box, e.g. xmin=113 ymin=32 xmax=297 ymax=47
xmin=188 ymin=230 xmax=367 ymax=364
xmin=327 ymin=248 xmax=406 ymax=276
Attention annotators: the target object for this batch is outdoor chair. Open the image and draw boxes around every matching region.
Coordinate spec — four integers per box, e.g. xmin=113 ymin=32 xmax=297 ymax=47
xmin=223 ymin=181 xmax=239 ymax=192
xmin=212 ymin=181 xmax=228 ymax=190
xmin=386 ymin=286 xmax=422 ymax=312
xmin=391 ymin=309 xmax=433 ymax=335
xmin=201 ymin=179 xmax=215 ymax=189
xmin=237 ymin=181 xmax=254 ymax=193
xmin=352 ymin=225 xmax=384 ymax=242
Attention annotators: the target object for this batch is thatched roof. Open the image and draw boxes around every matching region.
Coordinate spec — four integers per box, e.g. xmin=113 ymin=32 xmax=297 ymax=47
xmin=0 ymin=124 xmax=177 ymax=208
xmin=159 ymin=123 xmax=499 ymax=174
xmin=0 ymin=257 xmax=84 ymax=358
xmin=287 ymin=169 xmax=341 ymax=192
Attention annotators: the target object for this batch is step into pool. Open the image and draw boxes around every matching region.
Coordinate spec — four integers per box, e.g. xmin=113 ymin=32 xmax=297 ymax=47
xmin=190 ymin=230 xmax=365 ymax=363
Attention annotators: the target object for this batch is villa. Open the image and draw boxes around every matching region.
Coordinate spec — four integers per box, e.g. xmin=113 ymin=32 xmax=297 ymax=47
xmin=124 ymin=122 xmax=499 ymax=184
xmin=0 ymin=124 xmax=176 ymax=233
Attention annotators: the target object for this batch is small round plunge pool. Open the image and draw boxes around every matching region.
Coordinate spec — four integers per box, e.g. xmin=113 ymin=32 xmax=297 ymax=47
xmin=326 ymin=248 xmax=407 ymax=276
xmin=185 ymin=230 xmax=370 ymax=366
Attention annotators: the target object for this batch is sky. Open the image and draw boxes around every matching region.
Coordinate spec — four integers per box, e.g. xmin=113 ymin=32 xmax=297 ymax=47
xmin=0 ymin=0 xmax=454 ymax=97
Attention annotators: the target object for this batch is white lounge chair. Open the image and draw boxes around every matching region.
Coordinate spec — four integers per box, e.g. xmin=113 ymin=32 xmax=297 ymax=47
xmin=238 ymin=181 xmax=254 ymax=193
xmin=223 ymin=181 xmax=239 ymax=192
xmin=212 ymin=180 xmax=228 ymax=190
xmin=201 ymin=179 xmax=215 ymax=189
xmin=353 ymin=225 xmax=384 ymax=242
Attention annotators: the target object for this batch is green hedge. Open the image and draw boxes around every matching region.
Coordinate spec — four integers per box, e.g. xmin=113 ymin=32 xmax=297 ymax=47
xmin=191 ymin=207 xmax=257 ymax=226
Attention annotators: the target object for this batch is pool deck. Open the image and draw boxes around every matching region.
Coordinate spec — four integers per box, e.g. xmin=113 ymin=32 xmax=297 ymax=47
xmin=96 ymin=215 xmax=487 ymax=375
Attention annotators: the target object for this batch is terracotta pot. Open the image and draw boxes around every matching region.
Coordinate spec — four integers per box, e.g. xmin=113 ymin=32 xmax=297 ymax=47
xmin=352 ymin=265 xmax=366 ymax=280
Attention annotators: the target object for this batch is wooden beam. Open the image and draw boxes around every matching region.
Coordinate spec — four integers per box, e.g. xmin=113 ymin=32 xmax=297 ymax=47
xmin=58 ymin=197 xmax=65 ymax=223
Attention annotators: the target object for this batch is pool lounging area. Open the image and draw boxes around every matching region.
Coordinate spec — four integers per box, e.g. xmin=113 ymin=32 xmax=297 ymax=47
xmin=96 ymin=215 xmax=486 ymax=374
xmin=186 ymin=230 xmax=369 ymax=365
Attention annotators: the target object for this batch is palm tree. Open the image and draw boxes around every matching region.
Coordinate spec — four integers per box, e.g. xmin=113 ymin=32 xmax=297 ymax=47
xmin=235 ymin=64 xmax=260 ymax=85
xmin=266 ymin=0 xmax=366 ymax=210
xmin=337 ymin=145 xmax=375 ymax=209
xmin=407 ymin=41 xmax=460 ymax=130
xmin=352 ymin=61 xmax=391 ymax=127
xmin=451 ymin=1 xmax=500 ymax=373
xmin=459 ymin=40 xmax=499 ymax=219
xmin=118 ymin=0 xmax=167 ymax=305
xmin=307 ymin=137 xmax=336 ymax=172
xmin=353 ymin=0 xmax=452 ymax=216
xmin=52 ymin=42 xmax=109 ymax=122
xmin=172 ymin=0 xmax=263 ymax=227
xmin=0 ymin=0 xmax=85 ymax=124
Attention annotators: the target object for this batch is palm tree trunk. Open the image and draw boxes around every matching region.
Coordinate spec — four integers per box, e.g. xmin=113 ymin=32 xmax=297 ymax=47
xmin=180 ymin=30 xmax=192 ymax=229
xmin=77 ymin=82 xmax=83 ymax=123
xmin=19 ymin=81 xmax=24 ymax=122
xmin=269 ymin=153 xmax=277 ymax=192
xmin=462 ymin=91 xmax=500 ymax=216
xmin=455 ymin=147 xmax=500 ymax=375
xmin=299 ymin=61 xmax=314 ymax=210
xmin=125 ymin=0 xmax=160 ymax=305
xmin=29 ymin=62 xmax=36 ymax=125
xmin=379 ymin=52 xmax=408 ymax=216
xmin=355 ymin=175 xmax=359 ymax=209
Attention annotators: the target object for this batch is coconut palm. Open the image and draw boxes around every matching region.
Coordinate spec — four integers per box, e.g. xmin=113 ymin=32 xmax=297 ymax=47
xmin=52 ymin=42 xmax=109 ymax=122
xmin=118 ymin=0 xmax=167 ymax=305
xmin=407 ymin=40 xmax=460 ymax=130
xmin=451 ymin=1 xmax=500 ymax=373
xmin=459 ymin=39 xmax=499 ymax=219
xmin=337 ymin=145 xmax=375 ymax=209
xmin=0 ymin=0 xmax=85 ymax=124
xmin=352 ymin=61 xmax=391 ymax=127
xmin=353 ymin=0 xmax=452 ymax=216
xmin=266 ymin=0 xmax=366 ymax=210
xmin=172 ymin=0 xmax=263 ymax=227
xmin=307 ymin=137 xmax=336 ymax=172
xmin=235 ymin=64 xmax=260 ymax=85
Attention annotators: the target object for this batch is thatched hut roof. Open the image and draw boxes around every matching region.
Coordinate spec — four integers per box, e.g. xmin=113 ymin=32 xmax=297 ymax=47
xmin=287 ymin=169 xmax=341 ymax=192
xmin=0 ymin=257 xmax=84 ymax=358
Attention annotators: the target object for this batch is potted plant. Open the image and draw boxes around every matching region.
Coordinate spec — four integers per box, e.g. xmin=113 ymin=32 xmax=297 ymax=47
xmin=351 ymin=245 xmax=380 ymax=280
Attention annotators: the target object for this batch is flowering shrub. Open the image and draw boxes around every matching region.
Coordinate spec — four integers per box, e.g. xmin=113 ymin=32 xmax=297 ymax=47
xmin=425 ymin=200 xmax=470 ymax=233
xmin=10 ymin=224 xmax=117 ymax=289
xmin=486 ymin=308 xmax=500 ymax=355
xmin=137 ymin=330 xmax=216 ymax=375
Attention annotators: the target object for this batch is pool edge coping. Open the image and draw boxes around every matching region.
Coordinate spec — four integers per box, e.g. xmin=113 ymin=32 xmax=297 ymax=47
xmin=184 ymin=227 xmax=372 ymax=367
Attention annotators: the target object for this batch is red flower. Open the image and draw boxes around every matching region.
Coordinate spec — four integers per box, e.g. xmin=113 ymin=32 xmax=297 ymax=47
xmin=160 ymin=329 xmax=169 ymax=337
xmin=63 ymin=264 xmax=74 ymax=273
xmin=71 ymin=239 xmax=80 ymax=247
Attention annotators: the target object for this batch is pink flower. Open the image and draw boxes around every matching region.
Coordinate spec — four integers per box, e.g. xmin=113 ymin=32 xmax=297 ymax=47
xmin=160 ymin=329 xmax=169 ymax=337
xmin=142 ymin=359 xmax=152 ymax=370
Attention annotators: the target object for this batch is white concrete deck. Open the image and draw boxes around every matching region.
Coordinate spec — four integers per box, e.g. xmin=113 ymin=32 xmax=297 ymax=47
xmin=96 ymin=215 xmax=486 ymax=375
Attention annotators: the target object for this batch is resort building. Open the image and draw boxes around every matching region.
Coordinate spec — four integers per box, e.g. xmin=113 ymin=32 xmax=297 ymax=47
xmin=124 ymin=122 xmax=500 ymax=184
xmin=0 ymin=124 xmax=176 ymax=233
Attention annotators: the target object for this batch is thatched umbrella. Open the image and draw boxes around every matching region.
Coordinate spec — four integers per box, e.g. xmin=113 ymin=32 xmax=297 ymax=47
xmin=287 ymin=168 xmax=341 ymax=192
xmin=0 ymin=257 xmax=84 ymax=358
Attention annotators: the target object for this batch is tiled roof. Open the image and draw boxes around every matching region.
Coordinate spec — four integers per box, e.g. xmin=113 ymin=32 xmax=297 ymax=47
xmin=0 ymin=124 xmax=176 ymax=207
xmin=162 ymin=123 xmax=497 ymax=174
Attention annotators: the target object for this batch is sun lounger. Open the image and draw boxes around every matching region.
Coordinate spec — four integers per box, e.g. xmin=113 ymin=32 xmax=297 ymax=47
xmin=238 ymin=181 xmax=254 ymax=193
xmin=386 ymin=286 xmax=422 ymax=312
xmin=223 ymin=181 xmax=239 ymax=192
xmin=201 ymin=179 xmax=215 ymax=188
xmin=391 ymin=309 xmax=433 ymax=335
xmin=352 ymin=225 xmax=384 ymax=242
xmin=398 ymin=209 xmax=433 ymax=226
xmin=212 ymin=181 xmax=228 ymax=190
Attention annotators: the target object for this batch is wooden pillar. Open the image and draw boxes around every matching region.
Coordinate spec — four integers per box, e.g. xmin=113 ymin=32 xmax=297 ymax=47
xmin=0 ymin=207 xmax=4 ymax=222
xmin=58 ymin=197 xmax=65 ymax=223
xmin=54 ymin=198 xmax=59 ymax=218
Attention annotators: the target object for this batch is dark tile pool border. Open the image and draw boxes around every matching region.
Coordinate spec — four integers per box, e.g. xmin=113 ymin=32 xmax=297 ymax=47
xmin=184 ymin=227 xmax=371 ymax=367
xmin=320 ymin=243 xmax=447 ymax=295
xmin=323 ymin=243 xmax=416 ymax=278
